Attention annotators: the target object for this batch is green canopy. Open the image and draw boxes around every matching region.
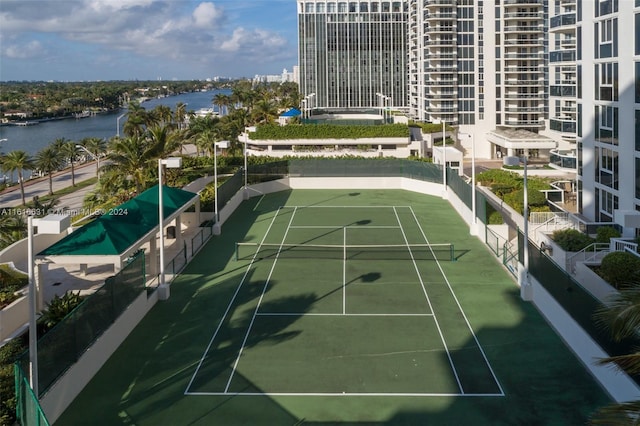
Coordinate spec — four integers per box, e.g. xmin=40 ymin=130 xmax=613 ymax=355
xmin=39 ymin=185 xmax=198 ymax=256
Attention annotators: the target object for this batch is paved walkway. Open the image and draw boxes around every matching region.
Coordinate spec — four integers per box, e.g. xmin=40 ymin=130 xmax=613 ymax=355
xmin=0 ymin=161 xmax=98 ymax=210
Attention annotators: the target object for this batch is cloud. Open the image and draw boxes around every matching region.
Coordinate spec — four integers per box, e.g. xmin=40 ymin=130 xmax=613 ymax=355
xmin=0 ymin=0 xmax=296 ymax=79
xmin=3 ymin=40 xmax=45 ymax=59
xmin=192 ymin=2 xmax=224 ymax=28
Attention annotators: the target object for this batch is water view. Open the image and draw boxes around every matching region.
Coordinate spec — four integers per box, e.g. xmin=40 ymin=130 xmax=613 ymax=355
xmin=0 ymin=89 xmax=229 ymax=158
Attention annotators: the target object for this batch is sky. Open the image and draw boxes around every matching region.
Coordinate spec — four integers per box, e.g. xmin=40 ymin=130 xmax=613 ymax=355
xmin=0 ymin=0 xmax=299 ymax=81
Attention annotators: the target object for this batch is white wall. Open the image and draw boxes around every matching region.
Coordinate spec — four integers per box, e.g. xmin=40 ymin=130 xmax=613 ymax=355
xmin=40 ymin=291 xmax=158 ymax=423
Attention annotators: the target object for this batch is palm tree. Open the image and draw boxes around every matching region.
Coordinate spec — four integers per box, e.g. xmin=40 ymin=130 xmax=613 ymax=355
xmin=1 ymin=150 xmax=34 ymax=205
xmin=251 ymin=99 xmax=278 ymax=124
xmin=81 ymin=137 xmax=107 ymax=177
xmin=58 ymin=141 xmax=79 ymax=186
xmin=35 ymin=145 xmax=64 ymax=196
xmin=213 ymin=93 xmax=232 ymax=116
xmin=146 ymin=124 xmax=180 ymax=158
xmin=0 ymin=213 xmax=26 ymax=250
xmin=174 ymin=102 xmax=188 ymax=130
xmin=590 ymin=284 xmax=640 ymax=424
xmin=103 ymin=135 xmax=160 ymax=195
xmin=123 ymin=101 xmax=148 ymax=137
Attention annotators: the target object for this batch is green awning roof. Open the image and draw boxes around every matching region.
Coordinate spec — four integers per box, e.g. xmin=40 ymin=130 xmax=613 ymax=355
xmin=39 ymin=185 xmax=198 ymax=256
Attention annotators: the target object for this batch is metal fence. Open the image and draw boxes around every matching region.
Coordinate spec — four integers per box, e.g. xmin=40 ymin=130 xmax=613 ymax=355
xmin=15 ymin=250 xmax=146 ymax=404
xmin=520 ymin=230 xmax=638 ymax=360
xmin=14 ymin=365 xmax=49 ymax=426
xmin=216 ymin=170 xmax=244 ymax=213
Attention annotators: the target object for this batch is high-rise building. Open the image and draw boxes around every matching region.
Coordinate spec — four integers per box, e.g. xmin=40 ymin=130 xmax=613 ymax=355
xmin=296 ymin=0 xmax=639 ymax=234
xmin=408 ymin=0 xmax=554 ymax=159
xmin=571 ymin=0 xmax=637 ymax=232
xmin=297 ymin=0 xmax=409 ymax=110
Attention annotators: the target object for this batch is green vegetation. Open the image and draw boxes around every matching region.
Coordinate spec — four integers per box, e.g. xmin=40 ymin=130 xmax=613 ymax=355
xmin=0 ymin=290 xmax=84 ymax=425
xmin=408 ymin=121 xmax=454 ymax=133
xmin=476 ymin=169 xmax=552 ymax=215
xmin=598 ymin=252 xmax=640 ymax=289
xmin=551 ymin=229 xmax=595 ymax=252
xmin=591 ymin=282 xmax=640 ymax=423
xmin=249 ymin=123 xmax=410 ymax=140
xmin=595 ymin=226 xmax=621 ymax=244
xmin=0 ymin=264 xmax=28 ymax=309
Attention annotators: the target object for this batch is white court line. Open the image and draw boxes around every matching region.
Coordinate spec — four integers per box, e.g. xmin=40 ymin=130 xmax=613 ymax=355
xmin=408 ymin=206 xmax=505 ymax=396
xmin=255 ymin=312 xmax=434 ymax=317
xmin=186 ymin=391 xmax=503 ymax=397
xmin=392 ymin=206 xmax=464 ymax=394
xmin=184 ymin=206 xmax=292 ymax=395
xmin=288 ymin=205 xmax=406 ymax=208
xmin=343 ymin=226 xmax=346 ymax=315
xmin=288 ymin=225 xmax=399 ymax=229
xmin=223 ymin=207 xmax=299 ymax=393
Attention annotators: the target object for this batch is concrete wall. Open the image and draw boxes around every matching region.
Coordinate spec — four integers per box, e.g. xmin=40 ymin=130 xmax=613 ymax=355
xmin=525 ymin=272 xmax=639 ymax=402
xmin=0 ymin=295 xmax=27 ymax=342
xmin=0 ymin=233 xmax=67 ymax=272
xmin=574 ymin=262 xmax=618 ymax=303
xmin=40 ymin=290 xmax=158 ymax=423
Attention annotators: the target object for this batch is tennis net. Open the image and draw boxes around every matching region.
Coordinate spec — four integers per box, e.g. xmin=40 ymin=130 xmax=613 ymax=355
xmin=235 ymin=242 xmax=455 ymax=261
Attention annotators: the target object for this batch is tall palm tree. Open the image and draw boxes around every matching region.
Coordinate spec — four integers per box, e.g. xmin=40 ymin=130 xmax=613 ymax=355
xmin=146 ymin=124 xmax=180 ymax=158
xmin=251 ymin=99 xmax=278 ymax=124
xmin=123 ymin=101 xmax=148 ymax=137
xmin=174 ymin=102 xmax=188 ymax=130
xmin=213 ymin=93 xmax=232 ymax=116
xmin=58 ymin=141 xmax=79 ymax=186
xmin=590 ymin=284 xmax=640 ymax=424
xmin=81 ymin=137 xmax=107 ymax=177
xmin=103 ymin=134 xmax=160 ymax=195
xmin=35 ymin=145 xmax=64 ymax=196
xmin=1 ymin=150 xmax=34 ymax=205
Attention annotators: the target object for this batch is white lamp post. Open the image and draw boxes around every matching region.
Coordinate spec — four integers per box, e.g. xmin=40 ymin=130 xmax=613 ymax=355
xmin=303 ymin=93 xmax=315 ymax=121
xmin=213 ymin=141 xmax=229 ymax=235
xmin=158 ymin=156 xmax=182 ymax=300
xmin=116 ymin=113 xmax=126 ymax=137
xmin=27 ymin=216 xmax=38 ymax=396
xmin=459 ymin=132 xmax=477 ymax=235
xmin=76 ymin=144 xmax=100 ymax=180
xmin=520 ymin=154 xmax=533 ymax=300
xmin=436 ymin=119 xmax=447 ymax=199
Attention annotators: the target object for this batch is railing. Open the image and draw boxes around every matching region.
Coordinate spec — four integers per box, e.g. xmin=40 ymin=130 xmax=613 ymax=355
xmin=15 ymin=365 xmax=49 ymax=426
xmin=610 ymin=238 xmax=639 ymax=255
xmin=566 ymin=243 xmax=610 ymax=274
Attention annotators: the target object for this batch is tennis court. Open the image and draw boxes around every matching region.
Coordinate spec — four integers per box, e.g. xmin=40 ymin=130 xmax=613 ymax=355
xmin=57 ymin=189 xmax=611 ymax=425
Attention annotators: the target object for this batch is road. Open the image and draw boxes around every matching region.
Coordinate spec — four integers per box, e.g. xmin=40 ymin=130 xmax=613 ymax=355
xmin=0 ymin=161 xmax=98 ymax=210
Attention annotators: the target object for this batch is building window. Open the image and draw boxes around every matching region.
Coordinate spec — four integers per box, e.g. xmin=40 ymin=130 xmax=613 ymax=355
xmin=636 ymin=158 xmax=640 ymax=199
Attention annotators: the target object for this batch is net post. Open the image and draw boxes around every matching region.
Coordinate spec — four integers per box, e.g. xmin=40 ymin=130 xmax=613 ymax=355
xmin=450 ymin=244 xmax=455 ymax=262
xmin=235 ymin=243 xmax=238 ymax=261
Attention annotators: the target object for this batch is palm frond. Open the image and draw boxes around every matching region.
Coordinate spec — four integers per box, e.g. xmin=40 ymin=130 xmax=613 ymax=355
xmin=589 ymin=400 xmax=640 ymax=425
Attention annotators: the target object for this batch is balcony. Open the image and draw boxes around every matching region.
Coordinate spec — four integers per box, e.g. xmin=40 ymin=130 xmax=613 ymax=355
xmin=550 ymin=50 xmax=576 ymax=63
xmin=424 ymin=12 xmax=456 ymax=20
xmin=504 ymin=25 xmax=544 ymax=33
xmin=504 ymin=11 xmax=543 ymax=19
xmin=550 ymin=117 xmax=577 ymax=134
xmin=504 ymin=38 xmax=545 ymax=45
xmin=550 ymin=85 xmax=576 ymax=97
xmin=550 ymin=13 xmax=577 ymax=30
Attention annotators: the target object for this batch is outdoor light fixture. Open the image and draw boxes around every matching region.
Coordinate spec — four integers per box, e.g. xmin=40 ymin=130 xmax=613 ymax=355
xmin=213 ymin=141 xmax=229 ymax=235
xmin=158 ymin=156 xmax=182 ymax=300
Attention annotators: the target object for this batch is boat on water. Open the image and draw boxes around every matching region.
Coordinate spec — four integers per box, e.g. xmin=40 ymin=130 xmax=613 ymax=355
xmin=13 ymin=121 xmax=39 ymax=126
xmin=194 ymin=107 xmax=219 ymax=117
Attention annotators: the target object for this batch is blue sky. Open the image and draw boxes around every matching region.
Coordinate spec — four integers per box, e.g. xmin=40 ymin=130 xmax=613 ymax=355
xmin=0 ymin=0 xmax=299 ymax=81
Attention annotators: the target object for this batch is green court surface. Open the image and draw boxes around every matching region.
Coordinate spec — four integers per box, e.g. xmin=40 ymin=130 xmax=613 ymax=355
xmin=57 ymin=190 xmax=611 ymax=425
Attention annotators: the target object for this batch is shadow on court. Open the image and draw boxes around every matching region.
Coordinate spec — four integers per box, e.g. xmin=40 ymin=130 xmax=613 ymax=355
xmin=55 ymin=190 xmax=612 ymax=425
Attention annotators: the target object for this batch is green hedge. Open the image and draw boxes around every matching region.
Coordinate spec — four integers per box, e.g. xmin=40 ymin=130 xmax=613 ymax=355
xmin=477 ymin=169 xmax=552 ymax=215
xmin=249 ymin=123 xmax=410 ymax=140
xmin=551 ymin=229 xmax=595 ymax=252
xmin=598 ymin=252 xmax=640 ymax=289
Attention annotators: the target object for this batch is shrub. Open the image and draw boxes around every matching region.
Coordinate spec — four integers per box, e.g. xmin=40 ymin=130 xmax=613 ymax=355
xmin=551 ymin=229 xmax=595 ymax=252
xmin=249 ymin=123 xmax=410 ymax=140
xmin=595 ymin=226 xmax=621 ymax=244
xmin=38 ymin=291 xmax=84 ymax=332
xmin=599 ymin=251 xmax=640 ymax=289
